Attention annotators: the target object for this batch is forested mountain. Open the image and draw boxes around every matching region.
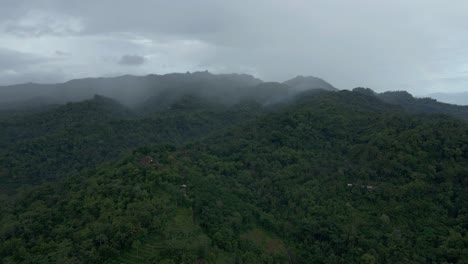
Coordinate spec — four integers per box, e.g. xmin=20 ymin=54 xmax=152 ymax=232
xmin=354 ymin=88 xmax=468 ymax=121
xmin=0 ymin=76 xmax=467 ymax=263
xmin=2 ymin=72 xmax=466 ymax=120
xmin=0 ymin=72 xmax=260 ymax=107
xmin=0 ymin=94 xmax=265 ymax=185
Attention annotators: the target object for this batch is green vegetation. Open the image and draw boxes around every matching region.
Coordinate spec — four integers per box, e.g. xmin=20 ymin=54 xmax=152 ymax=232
xmin=0 ymin=95 xmax=263 ymax=185
xmin=0 ymin=89 xmax=467 ymax=263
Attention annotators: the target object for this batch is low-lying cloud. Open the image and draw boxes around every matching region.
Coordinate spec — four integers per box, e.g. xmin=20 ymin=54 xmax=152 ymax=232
xmin=119 ymin=55 xmax=146 ymax=66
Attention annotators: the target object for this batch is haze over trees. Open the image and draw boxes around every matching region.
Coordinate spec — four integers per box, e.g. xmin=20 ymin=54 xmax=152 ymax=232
xmin=0 ymin=73 xmax=467 ymax=263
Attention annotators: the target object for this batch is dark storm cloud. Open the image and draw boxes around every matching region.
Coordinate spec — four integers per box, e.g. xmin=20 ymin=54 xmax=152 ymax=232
xmin=0 ymin=0 xmax=468 ymax=93
xmin=119 ymin=55 xmax=146 ymax=66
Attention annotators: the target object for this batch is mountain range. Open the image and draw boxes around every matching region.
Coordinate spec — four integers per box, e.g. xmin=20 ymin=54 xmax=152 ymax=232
xmin=0 ymin=72 xmax=335 ymax=109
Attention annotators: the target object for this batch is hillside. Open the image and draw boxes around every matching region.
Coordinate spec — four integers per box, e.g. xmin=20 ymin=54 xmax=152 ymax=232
xmin=0 ymin=90 xmax=466 ymax=263
xmin=354 ymin=88 xmax=468 ymax=121
xmin=0 ymin=95 xmax=264 ymax=185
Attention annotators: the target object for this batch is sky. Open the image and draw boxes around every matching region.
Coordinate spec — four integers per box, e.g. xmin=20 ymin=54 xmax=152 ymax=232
xmin=1 ymin=0 xmax=468 ymax=95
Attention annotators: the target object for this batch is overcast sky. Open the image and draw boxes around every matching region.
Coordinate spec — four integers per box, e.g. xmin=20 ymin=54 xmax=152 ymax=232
xmin=1 ymin=0 xmax=468 ymax=94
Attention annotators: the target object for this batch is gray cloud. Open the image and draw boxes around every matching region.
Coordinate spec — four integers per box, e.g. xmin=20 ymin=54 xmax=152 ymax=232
xmin=0 ymin=48 xmax=48 ymax=71
xmin=55 ymin=50 xmax=71 ymax=56
xmin=0 ymin=0 xmax=468 ymax=94
xmin=0 ymin=69 xmax=66 ymax=86
xmin=118 ymin=55 xmax=146 ymax=66
xmin=0 ymin=48 xmax=66 ymax=85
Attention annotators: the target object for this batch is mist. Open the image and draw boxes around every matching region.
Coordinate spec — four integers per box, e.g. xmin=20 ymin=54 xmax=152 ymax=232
xmin=0 ymin=72 xmax=338 ymax=110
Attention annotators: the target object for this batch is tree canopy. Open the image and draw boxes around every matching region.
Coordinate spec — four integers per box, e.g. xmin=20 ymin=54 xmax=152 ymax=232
xmin=0 ymin=89 xmax=467 ymax=263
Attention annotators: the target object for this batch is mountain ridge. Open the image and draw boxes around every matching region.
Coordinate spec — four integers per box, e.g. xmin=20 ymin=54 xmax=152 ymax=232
xmin=0 ymin=72 xmax=335 ymax=109
xmin=353 ymin=87 xmax=468 ymax=120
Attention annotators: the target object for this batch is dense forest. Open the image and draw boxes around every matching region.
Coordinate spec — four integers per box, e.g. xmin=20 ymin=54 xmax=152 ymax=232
xmin=0 ymin=75 xmax=467 ymax=263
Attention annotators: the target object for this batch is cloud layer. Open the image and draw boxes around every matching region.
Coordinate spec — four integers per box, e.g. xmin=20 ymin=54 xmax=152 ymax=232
xmin=0 ymin=0 xmax=468 ymax=94
xmin=119 ymin=55 xmax=146 ymax=66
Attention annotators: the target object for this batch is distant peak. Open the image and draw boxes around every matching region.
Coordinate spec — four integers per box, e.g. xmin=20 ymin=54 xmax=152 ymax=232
xmin=284 ymin=75 xmax=336 ymax=91
xmin=352 ymin=87 xmax=377 ymax=96
xmin=380 ymin=90 xmax=414 ymax=100
xmin=93 ymin=94 xmax=111 ymax=101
